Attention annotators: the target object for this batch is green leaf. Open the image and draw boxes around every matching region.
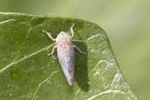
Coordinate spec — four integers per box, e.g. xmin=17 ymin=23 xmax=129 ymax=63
xmin=0 ymin=12 xmax=137 ymax=100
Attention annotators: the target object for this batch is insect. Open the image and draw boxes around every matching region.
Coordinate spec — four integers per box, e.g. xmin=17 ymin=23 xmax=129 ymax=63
xmin=42 ymin=24 xmax=85 ymax=86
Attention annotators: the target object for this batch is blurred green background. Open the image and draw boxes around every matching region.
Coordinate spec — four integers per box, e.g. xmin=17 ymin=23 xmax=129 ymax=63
xmin=0 ymin=0 xmax=149 ymax=100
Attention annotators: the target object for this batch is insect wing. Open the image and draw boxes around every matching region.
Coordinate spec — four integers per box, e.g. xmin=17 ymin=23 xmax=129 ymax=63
xmin=57 ymin=43 xmax=75 ymax=86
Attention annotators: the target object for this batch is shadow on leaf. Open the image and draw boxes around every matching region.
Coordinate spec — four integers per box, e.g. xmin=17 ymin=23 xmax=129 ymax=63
xmin=74 ymin=41 xmax=89 ymax=92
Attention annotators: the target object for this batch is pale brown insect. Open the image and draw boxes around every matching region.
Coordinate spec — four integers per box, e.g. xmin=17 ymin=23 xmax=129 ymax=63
xmin=42 ymin=24 xmax=85 ymax=86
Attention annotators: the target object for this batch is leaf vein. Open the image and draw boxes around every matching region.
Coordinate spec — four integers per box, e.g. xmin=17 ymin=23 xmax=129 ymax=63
xmin=87 ymin=34 xmax=100 ymax=41
xmin=31 ymin=70 xmax=59 ymax=100
xmin=0 ymin=19 xmax=15 ymax=25
xmin=86 ymin=89 xmax=126 ymax=100
xmin=0 ymin=44 xmax=54 ymax=74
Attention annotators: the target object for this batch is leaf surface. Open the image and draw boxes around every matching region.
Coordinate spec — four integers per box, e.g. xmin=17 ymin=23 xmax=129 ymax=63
xmin=0 ymin=12 xmax=137 ymax=100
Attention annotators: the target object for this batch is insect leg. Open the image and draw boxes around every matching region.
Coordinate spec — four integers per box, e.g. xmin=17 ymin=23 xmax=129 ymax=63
xmin=42 ymin=30 xmax=56 ymax=41
xmin=69 ymin=23 xmax=75 ymax=38
xmin=73 ymin=45 xmax=86 ymax=55
xmin=48 ymin=45 xmax=57 ymax=56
